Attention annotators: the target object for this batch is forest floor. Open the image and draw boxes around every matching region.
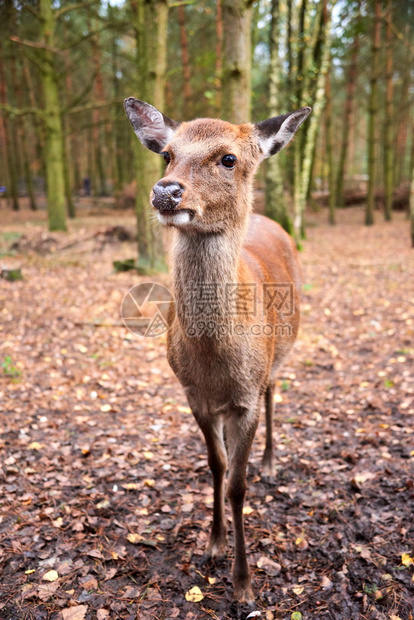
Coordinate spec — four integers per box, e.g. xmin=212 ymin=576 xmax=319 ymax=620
xmin=0 ymin=203 xmax=414 ymax=620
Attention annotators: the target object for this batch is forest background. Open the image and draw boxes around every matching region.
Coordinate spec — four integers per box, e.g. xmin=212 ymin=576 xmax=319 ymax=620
xmin=0 ymin=0 xmax=414 ymax=267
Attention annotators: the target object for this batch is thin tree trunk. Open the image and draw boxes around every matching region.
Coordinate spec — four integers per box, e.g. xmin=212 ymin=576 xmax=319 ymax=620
xmin=92 ymin=19 xmax=106 ymax=197
xmin=296 ymin=0 xmax=307 ymax=107
xmin=335 ymin=3 xmax=360 ymax=208
xmin=64 ymin=50 xmax=75 ymax=217
xmin=23 ymin=59 xmax=46 ymax=192
xmin=366 ymin=0 xmax=381 ymax=227
xmin=13 ymin=62 xmax=37 ymax=211
xmin=221 ymin=0 xmax=252 ymax=123
xmin=285 ymin=0 xmax=294 ymax=188
xmin=294 ymin=0 xmax=331 ymax=238
xmin=110 ymin=10 xmax=124 ymax=197
xmin=383 ymin=0 xmax=393 ymax=221
xmin=215 ymin=0 xmax=223 ymax=114
xmin=394 ymin=25 xmax=411 ymax=187
xmin=325 ymin=57 xmax=335 ymax=225
xmin=265 ymin=0 xmax=292 ymax=233
xmin=131 ymin=0 xmax=168 ymax=271
xmin=0 ymin=46 xmax=19 ymax=211
xmin=178 ymin=5 xmax=192 ymax=118
xmin=410 ymin=128 xmax=414 ymax=247
xmin=38 ymin=0 xmax=67 ymax=231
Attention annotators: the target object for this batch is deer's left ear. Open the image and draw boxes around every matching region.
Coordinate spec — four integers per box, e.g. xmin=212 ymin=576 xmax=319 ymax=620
xmin=255 ymin=107 xmax=312 ymax=159
xmin=124 ymin=97 xmax=180 ymax=154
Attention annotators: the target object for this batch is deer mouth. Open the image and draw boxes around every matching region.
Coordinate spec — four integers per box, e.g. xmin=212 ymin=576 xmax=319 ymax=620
xmin=157 ymin=209 xmax=195 ymax=227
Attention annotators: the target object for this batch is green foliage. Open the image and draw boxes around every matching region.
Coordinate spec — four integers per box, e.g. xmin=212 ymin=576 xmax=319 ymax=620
xmin=2 ymin=355 xmax=22 ymax=378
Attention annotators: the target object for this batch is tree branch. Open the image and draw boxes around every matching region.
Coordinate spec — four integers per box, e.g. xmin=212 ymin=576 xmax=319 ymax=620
xmin=16 ymin=1 xmax=41 ymax=20
xmin=10 ymin=35 xmax=62 ymax=54
xmin=0 ymin=103 xmax=47 ymax=121
xmin=55 ymin=0 xmax=100 ymax=19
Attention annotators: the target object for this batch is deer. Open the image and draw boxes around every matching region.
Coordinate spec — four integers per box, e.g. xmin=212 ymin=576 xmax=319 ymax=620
xmin=124 ymin=97 xmax=311 ymax=603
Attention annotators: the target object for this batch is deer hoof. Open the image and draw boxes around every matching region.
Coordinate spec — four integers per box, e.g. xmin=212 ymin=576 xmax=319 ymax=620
xmin=261 ymin=461 xmax=275 ymax=482
xmin=233 ymin=584 xmax=254 ymax=604
xmin=205 ymin=539 xmax=227 ymax=560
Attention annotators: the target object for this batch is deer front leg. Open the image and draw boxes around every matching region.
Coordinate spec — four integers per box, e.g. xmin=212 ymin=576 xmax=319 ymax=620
xmin=225 ymin=408 xmax=259 ymax=604
xmin=197 ymin=415 xmax=228 ymax=558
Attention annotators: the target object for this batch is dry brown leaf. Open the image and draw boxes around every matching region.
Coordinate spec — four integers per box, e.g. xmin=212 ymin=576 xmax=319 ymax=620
xmin=257 ymin=556 xmax=281 ymax=576
xmin=61 ymin=605 xmax=88 ymax=620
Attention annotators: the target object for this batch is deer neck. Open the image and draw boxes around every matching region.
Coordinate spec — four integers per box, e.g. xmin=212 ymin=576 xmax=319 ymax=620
xmin=171 ymin=222 xmax=248 ymax=330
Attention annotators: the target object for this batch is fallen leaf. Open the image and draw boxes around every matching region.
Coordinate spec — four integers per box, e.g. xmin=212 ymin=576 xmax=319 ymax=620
xmin=291 ymin=613 xmax=302 ymax=620
xmin=97 ymin=611 xmax=109 ymax=620
xmin=185 ymin=586 xmax=204 ymax=602
xmin=243 ymin=506 xmax=253 ymax=515
xmin=256 ymin=556 xmax=281 ymax=576
xmin=127 ymin=533 xmax=142 ymax=544
xmin=79 ymin=575 xmax=98 ymax=590
xmin=87 ymin=548 xmax=104 ymax=559
xmin=42 ymin=570 xmax=59 ymax=582
xmin=320 ymin=575 xmax=333 ymax=588
xmin=122 ymin=586 xmax=140 ymax=599
xmin=28 ymin=442 xmax=43 ymax=451
xmin=61 ymin=605 xmax=88 ymax=620
xmin=401 ymin=553 xmax=414 ymax=566
xmin=37 ymin=581 xmax=60 ymax=600
xmin=295 ymin=536 xmax=308 ymax=550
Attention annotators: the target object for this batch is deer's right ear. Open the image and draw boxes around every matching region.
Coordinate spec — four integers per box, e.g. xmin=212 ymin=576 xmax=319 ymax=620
xmin=124 ymin=98 xmax=180 ymax=154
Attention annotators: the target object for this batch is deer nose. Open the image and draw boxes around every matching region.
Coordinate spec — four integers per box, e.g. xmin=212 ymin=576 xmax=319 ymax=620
xmin=151 ymin=181 xmax=184 ymax=212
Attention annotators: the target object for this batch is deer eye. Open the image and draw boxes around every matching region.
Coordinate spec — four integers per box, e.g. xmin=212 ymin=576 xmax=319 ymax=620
xmin=221 ymin=154 xmax=237 ymax=169
xmin=161 ymin=152 xmax=171 ymax=165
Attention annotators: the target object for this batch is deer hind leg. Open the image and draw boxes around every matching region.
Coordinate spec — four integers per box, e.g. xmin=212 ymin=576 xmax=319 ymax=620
xmin=225 ymin=408 xmax=259 ymax=603
xmin=197 ymin=415 xmax=228 ymax=558
xmin=262 ymin=382 xmax=275 ymax=479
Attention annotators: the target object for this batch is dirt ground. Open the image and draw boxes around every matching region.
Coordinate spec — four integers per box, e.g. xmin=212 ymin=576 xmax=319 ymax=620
xmin=0 ymin=204 xmax=413 ymax=620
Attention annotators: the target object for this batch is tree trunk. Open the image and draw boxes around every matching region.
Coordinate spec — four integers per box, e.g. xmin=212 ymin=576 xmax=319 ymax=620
xmin=265 ymin=0 xmax=292 ymax=233
xmin=394 ymin=25 xmax=411 ymax=187
xmin=294 ymin=0 xmax=331 ymax=238
xmin=131 ymin=0 xmax=168 ymax=272
xmin=110 ymin=7 xmax=124 ymax=197
xmin=13 ymin=62 xmax=37 ymax=211
xmin=215 ymin=0 xmax=223 ymax=114
xmin=92 ymin=19 xmax=107 ymax=197
xmin=325 ymin=56 xmax=335 ymax=225
xmin=410 ymin=128 xmax=414 ymax=247
xmin=335 ymin=5 xmax=360 ymax=208
xmin=0 ymin=45 xmax=20 ymax=211
xmin=366 ymin=0 xmax=381 ymax=227
xmin=178 ymin=5 xmax=192 ymax=119
xmin=383 ymin=0 xmax=393 ymax=221
xmin=221 ymin=0 xmax=252 ymax=123
xmin=38 ymin=0 xmax=67 ymax=231
xmin=63 ymin=50 xmax=75 ymax=217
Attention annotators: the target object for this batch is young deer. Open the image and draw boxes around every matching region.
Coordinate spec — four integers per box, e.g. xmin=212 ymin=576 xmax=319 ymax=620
xmin=124 ymin=98 xmax=311 ymax=603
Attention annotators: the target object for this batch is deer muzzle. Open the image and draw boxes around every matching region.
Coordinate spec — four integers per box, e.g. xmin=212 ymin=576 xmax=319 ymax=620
xmin=151 ymin=181 xmax=184 ymax=212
